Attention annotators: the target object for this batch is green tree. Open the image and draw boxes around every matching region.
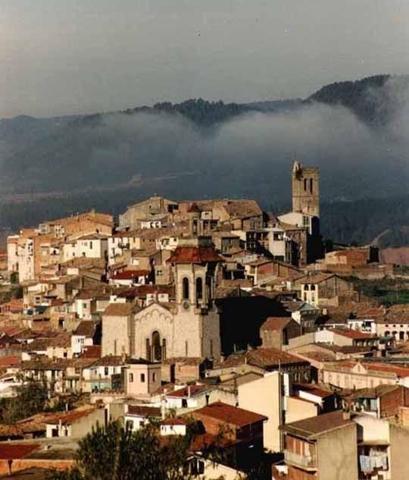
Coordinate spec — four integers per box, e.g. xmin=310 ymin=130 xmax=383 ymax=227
xmin=50 ymin=421 xmax=194 ymax=480
xmin=0 ymin=378 xmax=48 ymax=424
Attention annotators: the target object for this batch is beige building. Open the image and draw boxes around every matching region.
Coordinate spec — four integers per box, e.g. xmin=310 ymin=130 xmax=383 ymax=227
xmin=102 ymin=302 xmax=139 ymax=357
xmin=282 ymin=411 xmax=358 ymax=480
xmin=119 ymin=196 xmax=178 ymax=231
xmin=125 ymin=359 xmax=161 ymax=397
xmin=296 ymin=272 xmax=354 ymax=308
xmin=354 ymin=413 xmax=409 ymax=480
xmin=322 ymin=361 xmax=409 ymax=390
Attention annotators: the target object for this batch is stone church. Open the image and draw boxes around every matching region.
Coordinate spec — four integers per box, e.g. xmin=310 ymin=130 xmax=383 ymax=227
xmin=102 ymin=237 xmax=222 ymax=361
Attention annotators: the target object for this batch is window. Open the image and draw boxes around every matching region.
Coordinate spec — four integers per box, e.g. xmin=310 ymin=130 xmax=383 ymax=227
xmin=182 ymin=277 xmax=190 ymax=300
xmin=196 ymin=277 xmax=203 ymax=304
xmin=152 ymin=373 xmax=156 ymax=382
xmin=140 ymin=373 xmax=145 ymax=383
xmin=90 ymin=241 xmax=93 ymax=249
xmin=129 ymin=373 xmax=134 ymax=383
xmin=104 ymin=367 xmax=109 ymax=376
xmin=309 ymin=178 xmax=313 ymax=193
xmin=304 ymin=179 xmax=307 ymax=191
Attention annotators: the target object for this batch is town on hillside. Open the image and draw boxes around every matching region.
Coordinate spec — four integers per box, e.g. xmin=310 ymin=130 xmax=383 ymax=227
xmin=0 ymin=161 xmax=409 ymax=479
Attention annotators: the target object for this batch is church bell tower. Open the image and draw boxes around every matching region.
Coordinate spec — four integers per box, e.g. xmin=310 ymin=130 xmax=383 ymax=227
xmin=292 ymin=161 xmax=320 ymax=217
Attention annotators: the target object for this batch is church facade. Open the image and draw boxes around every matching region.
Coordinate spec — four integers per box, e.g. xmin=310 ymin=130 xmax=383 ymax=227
xmin=102 ymin=237 xmax=222 ymax=361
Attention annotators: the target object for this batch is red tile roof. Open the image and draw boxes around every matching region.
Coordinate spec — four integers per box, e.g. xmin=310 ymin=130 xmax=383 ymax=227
xmin=0 ymin=355 xmax=21 ymax=369
xmin=112 ymin=270 xmax=150 ymax=280
xmin=331 ymin=328 xmax=378 ymax=340
xmin=191 ymin=402 xmax=267 ymax=427
xmin=261 ymin=317 xmax=293 ymax=331
xmin=220 ymin=348 xmax=309 ymax=370
xmin=161 ymin=418 xmax=187 ymax=426
xmin=45 ymin=407 xmax=97 ymax=426
xmin=167 ymin=247 xmax=222 ymax=264
xmin=80 ymin=345 xmax=101 ymax=358
xmin=0 ymin=444 xmax=40 ymax=459
xmin=167 ymin=384 xmax=210 ymax=398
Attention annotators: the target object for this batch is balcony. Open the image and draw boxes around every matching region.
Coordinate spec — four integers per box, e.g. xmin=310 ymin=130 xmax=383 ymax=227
xmin=284 ymin=450 xmax=317 ymax=470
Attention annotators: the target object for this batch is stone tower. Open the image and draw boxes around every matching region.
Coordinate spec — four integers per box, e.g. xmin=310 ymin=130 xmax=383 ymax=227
xmin=292 ymin=161 xmax=320 ymax=217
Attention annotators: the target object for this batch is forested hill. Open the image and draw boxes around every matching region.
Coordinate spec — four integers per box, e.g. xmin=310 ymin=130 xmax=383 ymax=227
xmin=0 ymin=74 xmax=409 ymax=246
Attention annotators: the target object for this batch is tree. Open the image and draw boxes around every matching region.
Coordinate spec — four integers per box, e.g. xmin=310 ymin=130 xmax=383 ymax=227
xmin=49 ymin=421 xmax=194 ymax=480
xmin=0 ymin=378 xmax=48 ymax=424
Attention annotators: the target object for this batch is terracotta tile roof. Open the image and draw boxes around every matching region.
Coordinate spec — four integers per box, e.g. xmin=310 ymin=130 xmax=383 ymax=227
xmin=222 ymin=199 xmax=263 ymax=219
xmin=295 ymin=273 xmax=337 ymax=285
xmin=0 ymin=444 xmax=40 ymax=460
xmin=74 ymin=321 xmax=98 ymax=337
xmin=103 ymin=302 xmax=138 ymax=316
xmin=127 ymin=405 xmax=161 ymax=417
xmin=294 ymin=351 xmax=336 ymax=363
xmin=324 ymin=360 xmax=409 ymax=379
xmin=346 ymin=384 xmax=400 ymax=400
xmin=161 ymin=417 xmax=187 ymax=425
xmin=118 ymin=285 xmax=174 ymax=299
xmin=45 ymin=407 xmax=97 ymax=426
xmin=281 ymin=411 xmax=353 ymax=439
xmin=90 ymin=355 xmax=125 ymax=367
xmin=260 ymin=317 xmax=293 ymax=331
xmin=220 ymin=348 xmax=309 ymax=370
xmin=331 ymin=328 xmax=378 ymax=340
xmin=248 ymin=348 xmax=309 ymax=369
xmin=80 ymin=345 xmax=101 ymax=358
xmin=21 ymin=358 xmax=69 ymax=371
xmin=294 ymin=383 xmax=334 ymax=399
xmin=0 ymin=356 xmax=21 ymax=369
xmin=167 ymin=246 xmax=222 ymax=264
xmin=382 ymin=304 xmax=409 ymax=324
xmin=0 ymin=424 xmax=25 ymax=437
xmin=191 ymin=402 xmax=267 ymax=427
xmin=112 ymin=270 xmax=150 ymax=280
xmin=167 ymin=384 xmax=210 ymax=398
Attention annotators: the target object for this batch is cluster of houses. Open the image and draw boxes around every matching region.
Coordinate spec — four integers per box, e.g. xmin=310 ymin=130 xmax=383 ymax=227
xmin=0 ymin=162 xmax=408 ymax=479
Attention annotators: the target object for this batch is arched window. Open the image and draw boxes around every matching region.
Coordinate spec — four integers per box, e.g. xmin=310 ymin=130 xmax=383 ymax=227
xmin=152 ymin=331 xmax=161 ymax=361
xmin=182 ymin=277 xmax=190 ymax=301
xmin=304 ymin=179 xmax=307 ymax=191
xmin=196 ymin=277 xmax=203 ymax=304
xmin=309 ymin=178 xmax=313 ymax=194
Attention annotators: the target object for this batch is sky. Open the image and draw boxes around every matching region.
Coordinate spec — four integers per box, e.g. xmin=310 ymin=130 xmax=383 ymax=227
xmin=0 ymin=0 xmax=409 ymax=118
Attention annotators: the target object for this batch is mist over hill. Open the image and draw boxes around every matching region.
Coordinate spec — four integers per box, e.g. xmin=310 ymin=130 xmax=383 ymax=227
xmin=1 ymin=74 xmax=409 ymax=247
